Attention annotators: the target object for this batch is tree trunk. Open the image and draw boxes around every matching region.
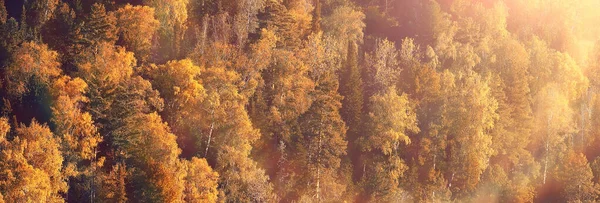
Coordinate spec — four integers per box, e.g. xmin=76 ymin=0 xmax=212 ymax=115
xmin=205 ymin=110 xmax=215 ymax=157
xmin=316 ymin=112 xmax=323 ymax=202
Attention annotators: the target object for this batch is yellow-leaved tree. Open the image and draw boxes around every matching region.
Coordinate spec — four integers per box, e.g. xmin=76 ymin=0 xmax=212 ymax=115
xmin=50 ymin=75 xmax=102 ymax=202
xmin=142 ymin=59 xmax=205 ymax=156
xmin=114 ymin=112 xmax=184 ymax=202
xmin=6 ymin=41 xmax=61 ymax=97
xmin=0 ymin=119 xmax=67 ymax=202
xmin=361 ymin=86 xmax=419 ymax=201
xmin=441 ymin=70 xmax=498 ymax=198
xmin=183 ymin=157 xmax=219 ymax=202
xmin=115 ymin=4 xmax=160 ymax=63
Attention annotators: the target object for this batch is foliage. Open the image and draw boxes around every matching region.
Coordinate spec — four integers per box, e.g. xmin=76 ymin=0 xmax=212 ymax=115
xmin=3 ymin=0 xmax=600 ymax=201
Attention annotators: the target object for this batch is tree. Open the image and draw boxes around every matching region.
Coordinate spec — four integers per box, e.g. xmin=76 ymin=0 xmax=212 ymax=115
xmin=145 ymin=58 xmax=273 ymax=202
xmin=322 ymin=5 xmax=365 ymax=56
xmin=236 ymin=29 xmax=277 ymax=98
xmin=264 ymin=51 xmax=315 ymax=124
xmin=0 ymin=120 xmax=67 ymax=202
xmin=531 ymin=84 xmax=575 ymax=187
xmin=484 ymin=39 xmax=538 ymax=202
xmin=115 ymin=4 xmax=160 ymax=63
xmin=24 ymin=0 xmax=59 ymax=32
xmin=143 ymin=59 xmax=205 ymax=157
xmin=259 ymin=0 xmax=301 ymax=48
xmin=402 ymin=63 xmax=450 ymax=202
xmin=285 ymin=0 xmax=314 ymax=46
xmin=298 ymin=32 xmax=341 ymax=82
xmin=77 ymin=43 xmax=135 ymax=90
xmin=75 ymin=42 xmax=141 ymax=132
xmin=42 ymin=2 xmax=75 ymax=66
xmin=554 ymin=151 xmax=599 ymax=202
xmin=75 ymin=42 xmax=150 ymax=138
xmin=233 ymin=0 xmax=266 ymax=46
xmin=5 ymin=41 xmax=61 ymax=97
xmin=361 ymin=86 xmax=419 ymax=201
xmin=50 ymin=76 xmax=100 ymax=164
xmin=145 ymin=0 xmax=189 ymax=62
xmin=527 ymin=37 xmax=587 ymax=100
xmin=0 ymin=0 xmax=7 ymax=24
xmin=74 ymin=42 xmax=167 ymax=202
xmin=198 ymin=66 xmax=275 ymax=202
xmin=339 ymin=41 xmax=363 ymax=133
xmin=114 ymin=113 xmax=184 ymax=202
xmin=338 ymin=40 xmax=364 ymax=181
xmin=70 ymin=3 xmax=117 ymax=62
xmin=297 ymin=70 xmax=348 ymax=202
xmin=96 ymin=162 xmax=127 ymax=203
xmin=0 ymin=118 xmax=7 ymax=143
xmin=50 ymin=76 xmax=103 ymax=202
xmin=441 ymin=70 xmax=498 ymax=198
xmin=365 ymin=38 xmax=400 ymax=93
xmin=183 ymin=157 xmax=219 ymax=202
xmin=250 ymin=45 xmax=314 ymax=200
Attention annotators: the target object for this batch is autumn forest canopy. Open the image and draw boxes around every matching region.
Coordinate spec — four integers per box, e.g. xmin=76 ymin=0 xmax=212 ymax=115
xmin=2 ymin=0 xmax=600 ymax=202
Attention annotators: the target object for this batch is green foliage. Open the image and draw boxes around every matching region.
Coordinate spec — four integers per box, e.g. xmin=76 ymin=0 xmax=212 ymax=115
xmin=70 ymin=3 xmax=117 ymax=62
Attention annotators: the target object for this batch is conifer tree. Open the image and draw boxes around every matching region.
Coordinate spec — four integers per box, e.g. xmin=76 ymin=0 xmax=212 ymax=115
xmin=298 ymin=70 xmax=348 ymax=202
xmin=339 ymin=40 xmax=364 ymax=180
xmin=70 ymin=3 xmax=117 ymax=63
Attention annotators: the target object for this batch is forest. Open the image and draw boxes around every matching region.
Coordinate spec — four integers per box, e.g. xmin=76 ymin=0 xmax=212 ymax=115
xmin=1 ymin=0 xmax=600 ymax=202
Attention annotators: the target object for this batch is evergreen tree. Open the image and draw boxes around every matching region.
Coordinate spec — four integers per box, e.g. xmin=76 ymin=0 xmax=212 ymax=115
xmin=297 ymin=70 xmax=348 ymax=202
xmin=70 ymin=3 xmax=117 ymax=64
xmin=339 ymin=40 xmax=364 ymax=180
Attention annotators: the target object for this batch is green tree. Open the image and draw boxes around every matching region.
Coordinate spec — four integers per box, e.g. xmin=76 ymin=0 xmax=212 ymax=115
xmin=42 ymin=3 xmax=75 ymax=65
xmin=24 ymin=0 xmax=59 ymax=33
xmin=75 ymin=42 xmax=166 ymax=202
xmin=233 ymin=0 xmax=266 ymax=46
xmin=554 ymin=151 xmax=599 ymax=202
xmin=395 ymin=39 xmax=449 ymax=202
xmin=484 ymin=39 xmax=538 ymax=202
xmin=70 ymin=3 xmax=117 ymax=63
xmin=96 ymin=162 xmax=127 ymax=203
xmin=338 ymin=40 xmax=364 ymax=181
